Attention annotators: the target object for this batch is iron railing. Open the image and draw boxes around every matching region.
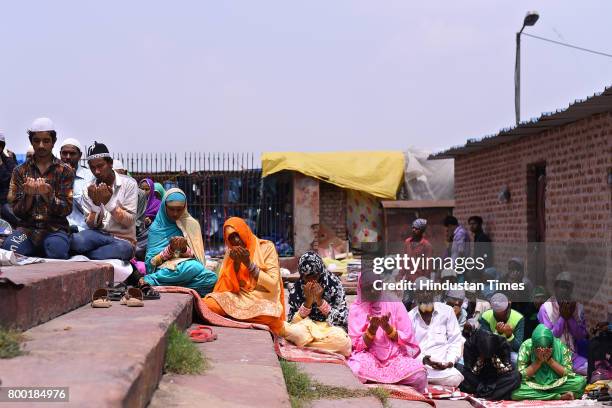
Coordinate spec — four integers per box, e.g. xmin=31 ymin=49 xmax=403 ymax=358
xmin=112 ymin=152 xmax=293 ymax=258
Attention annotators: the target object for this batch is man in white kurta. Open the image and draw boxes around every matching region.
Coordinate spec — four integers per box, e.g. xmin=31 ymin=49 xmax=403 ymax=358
xmin=409 ymin=301 xmax=465 ymax=386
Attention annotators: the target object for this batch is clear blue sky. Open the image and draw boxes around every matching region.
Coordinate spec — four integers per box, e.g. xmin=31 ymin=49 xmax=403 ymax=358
xmin=1 ymin=1 xmax=611 ymax=156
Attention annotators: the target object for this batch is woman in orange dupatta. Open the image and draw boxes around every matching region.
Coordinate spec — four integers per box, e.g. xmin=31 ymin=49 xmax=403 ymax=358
xmin=204 ymin=217 xmax=286 ymax=335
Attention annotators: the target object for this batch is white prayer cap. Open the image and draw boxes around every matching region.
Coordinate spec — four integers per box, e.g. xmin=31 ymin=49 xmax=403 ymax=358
xmin=414 ymin=276 xmax=431 ymax=291
xmin=446 ymin=289 xmax=465 ymax=300
xmin=113 ymin=159 xmax=125 ymax=170
xmin=60 ymin=138 xmax=83 ymax=153
xmin=490 ymin=293 xmax=509 ymax=313
xmin=0 ymin=130 xmax=5 ymax=142
xmin=26 ymin=146 xmax=35 ymax=155
xmin=29 ymin=117 xmax=55 ymax=133
xmin=555 ymin=271 xmax=573 ymax=283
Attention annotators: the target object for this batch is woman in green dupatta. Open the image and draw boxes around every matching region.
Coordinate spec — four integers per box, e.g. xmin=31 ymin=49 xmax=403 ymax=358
xmin=512 ymin=324 xmax=586 ymax=401
xmin=154 ymin=182 xmax=166 ymax=200
xmin=141 ymin=188 xmax=217 ymax=296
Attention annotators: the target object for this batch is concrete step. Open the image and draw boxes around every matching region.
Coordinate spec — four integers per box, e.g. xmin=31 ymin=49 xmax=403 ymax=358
xmin=298 ymin=362 xmax=384 ymax=408
xmin=298 ymin=362 xmax=450 ymax=408
xmin=297 ymin=362 xmax=366 ymax=391
xmin=388 ymin=400 xmax=470 ymax=408
xmin=312 ymin=397 xmax=382 ymax=408
xmin=149 ymin=325 xmax=291 ymax=408
xmin=0 ymin=262 xmax=114 ymax=330
xmin=0 ymin=292 xmax=192 ymax=408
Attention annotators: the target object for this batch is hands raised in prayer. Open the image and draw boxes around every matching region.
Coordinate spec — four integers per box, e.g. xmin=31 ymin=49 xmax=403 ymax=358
xmin=229 ymin=246 xmax=250 ymax=270
xmin=170 ymin=236 xmax=188 ymax=253
xmin=97 ymin=183 xmax=113 ymax=205
xmin=559 ymin=302 xmax=576 ymax=319
xmin=496 ymin=322 xmax=513 ymax=338
xmin=88 ymin=183 xmax=113 ymax=206
xmin=535 ymin=347 xmax=552 ymax=364
xmin=24 ymin=177 xmax=53 ymax=198
xmin=304 ymin=281 xmax=323 ymax=308
xmin=379 ymin=312 xmax=391 ymax=333
xmin=367 ymin=314 xmax=381 ymax=333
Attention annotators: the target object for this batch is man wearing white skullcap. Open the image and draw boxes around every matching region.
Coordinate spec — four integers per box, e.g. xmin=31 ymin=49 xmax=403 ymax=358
xmin=1 ymin=118 xmax=74 ymax=259
xmin=408 ymin=277 xmax=465 ymax=386
xmin=113 ymin=159 xmax=128 ymax=175
xmin=537 ymin=271 xmax=588 ymax=375
xmin=445 ymin=289 xmax=467 ymax=331
xmin=60 ymin=138 xmax=94 ymax=232
xmin=479 ymin=293 xmax=525 ymax=365
xmin=0 ymin=129 xmax=19 ymax=225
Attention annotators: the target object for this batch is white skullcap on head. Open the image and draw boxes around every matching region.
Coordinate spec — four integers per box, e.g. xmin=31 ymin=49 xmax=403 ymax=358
xmin=113 ymin=159 xmax=125 ymax=170
xmin=60 ymin=138 xmax=83 ymax=153
xmin=555 ymin=271 xmax=573 ymax=283
xmin=29 ymin=117 xmax=55 ymax=132
xmin=26 ymin=146 xmax=35 ymax=154
xmin=0 ymin=130 xmax=5 ymax=142
xmin=490 ymin=293 xmax=509 ymax=313
xmin=446 ymin=289 xmax=465 ymax=300
xmin=414 ymin=276 xmax=432 ymax=291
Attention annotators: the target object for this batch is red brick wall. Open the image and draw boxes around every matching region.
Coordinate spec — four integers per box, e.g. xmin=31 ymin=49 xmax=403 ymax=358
xmin=319 ymin=181 xmax=348 ymax=240
xmin=453 ymin=112 xmax=612 ymax=323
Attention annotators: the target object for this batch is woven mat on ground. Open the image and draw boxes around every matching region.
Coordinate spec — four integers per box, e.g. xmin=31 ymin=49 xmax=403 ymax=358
xmin=154 ymin=286 xmax=347 ymax=364
xmin=466 ymin=396 xmax=600 ymax=408
xmin=364 ymin=384 xmax=435 ymax=406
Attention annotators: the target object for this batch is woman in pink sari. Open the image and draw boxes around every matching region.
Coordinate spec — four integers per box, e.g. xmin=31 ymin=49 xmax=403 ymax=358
xmin=347 ymin=275 xmax=427 ymax=392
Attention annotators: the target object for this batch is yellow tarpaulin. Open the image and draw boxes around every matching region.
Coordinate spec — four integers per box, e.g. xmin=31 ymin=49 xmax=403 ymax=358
xmin=261 ymin=151 xmax=405 ymax=199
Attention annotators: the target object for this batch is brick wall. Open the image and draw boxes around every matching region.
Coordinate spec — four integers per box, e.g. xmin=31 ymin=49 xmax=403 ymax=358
xmin=319 ymin=181 xmax=348 ymax=240
xmin=452 ymin=112 xmax=612 ymax=323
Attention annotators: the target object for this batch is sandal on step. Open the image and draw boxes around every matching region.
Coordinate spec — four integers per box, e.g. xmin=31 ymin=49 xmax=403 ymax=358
xmin=107 ymin=282 xmax=127 ymax=301
xmin=139 ymin=283 xmax=161 ymax=300
xmin=91 ymin=288 xmax=112 ymax=308
xmin=189 ymin=326 xmax=217 ymax=343
xmin=121 ymin=287 xmax=144 ymax=307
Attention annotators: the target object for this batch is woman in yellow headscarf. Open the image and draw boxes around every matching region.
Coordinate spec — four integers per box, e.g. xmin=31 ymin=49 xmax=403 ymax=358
xmin=204 ymin=217 xmax=286 ymax=335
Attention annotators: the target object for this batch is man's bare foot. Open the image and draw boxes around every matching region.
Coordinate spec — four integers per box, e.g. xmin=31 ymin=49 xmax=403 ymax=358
xmin=559 ymin=391 xmax=574 ymax=400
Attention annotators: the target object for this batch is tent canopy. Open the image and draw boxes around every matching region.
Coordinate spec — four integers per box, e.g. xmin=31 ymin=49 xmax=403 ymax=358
xmin=261 ymin=151 xmax=405 ymax=199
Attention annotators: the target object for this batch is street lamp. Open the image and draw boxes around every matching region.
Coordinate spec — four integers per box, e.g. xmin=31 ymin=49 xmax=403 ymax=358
xmin=515 ymin=11 xmax=539 ymax=125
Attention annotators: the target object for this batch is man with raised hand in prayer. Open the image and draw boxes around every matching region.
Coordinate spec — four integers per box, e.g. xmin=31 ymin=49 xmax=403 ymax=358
xmin=479 ymin=292 xmax=525 ymax=365
xmin=70 ymin=142 xmax=137 ymax=261
xmin=1 ymin=118 xmax=74 ymax=258
xmin=59 ymin=138 xmax=94 ymax=232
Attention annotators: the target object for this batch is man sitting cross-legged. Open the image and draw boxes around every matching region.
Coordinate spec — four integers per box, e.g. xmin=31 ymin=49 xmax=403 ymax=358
xmin=408 ymin=277 xmax=465 ymax=387
xmin=70 ymin=141 xmax=137 ymax=261
xmin=1 ymin=118 xmax=73 ymax=259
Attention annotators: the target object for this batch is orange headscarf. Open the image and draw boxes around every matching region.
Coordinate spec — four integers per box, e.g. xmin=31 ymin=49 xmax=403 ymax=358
xmin=213 ymin=217 xmax=259 ymax=294
xmin=210 ymin=216 xmax=286 ymax=329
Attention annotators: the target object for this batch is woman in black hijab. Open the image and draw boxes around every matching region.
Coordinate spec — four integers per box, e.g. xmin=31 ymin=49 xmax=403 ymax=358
xmin=285 ymin=251 xmax=351 ymax=356
xmin=459 ymin=328 xmax=521 ymax=400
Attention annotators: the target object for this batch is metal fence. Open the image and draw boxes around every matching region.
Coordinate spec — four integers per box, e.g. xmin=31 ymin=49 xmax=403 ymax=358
xmin=114 ymin=153 xmax=294 ymax=258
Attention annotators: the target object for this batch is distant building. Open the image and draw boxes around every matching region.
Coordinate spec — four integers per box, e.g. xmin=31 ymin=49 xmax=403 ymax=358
xmin=431 ymin=86 xmax=612 ymax=324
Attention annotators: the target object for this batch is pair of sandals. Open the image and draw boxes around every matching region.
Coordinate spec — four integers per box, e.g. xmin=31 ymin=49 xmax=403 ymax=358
xmin=91 ymin=282 xmax=160 ymax=308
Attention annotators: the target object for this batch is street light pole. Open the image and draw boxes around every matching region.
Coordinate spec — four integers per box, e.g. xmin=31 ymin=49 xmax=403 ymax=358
xmin=515 ymin=31 xmax=521 ymax=125
xmin=515 ymin=11 xmax=539 ymax=126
